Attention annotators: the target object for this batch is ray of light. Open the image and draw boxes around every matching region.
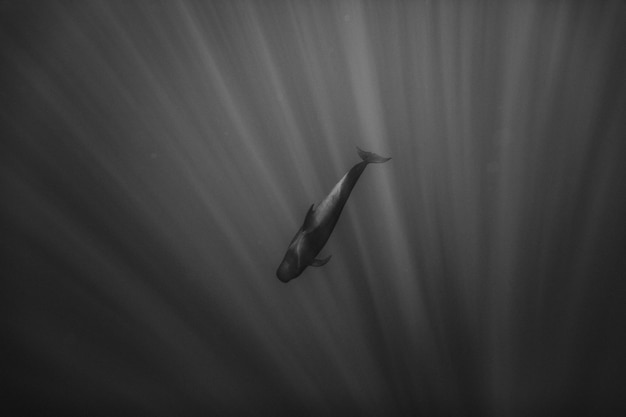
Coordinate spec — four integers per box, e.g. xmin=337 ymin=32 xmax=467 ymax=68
xmin=2 ymin=1 xmax=625 ymax=415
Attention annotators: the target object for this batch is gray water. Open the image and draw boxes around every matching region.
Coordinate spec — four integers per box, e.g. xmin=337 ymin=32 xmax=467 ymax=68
xmin=2 ymin=1 xmax=625 ymax=415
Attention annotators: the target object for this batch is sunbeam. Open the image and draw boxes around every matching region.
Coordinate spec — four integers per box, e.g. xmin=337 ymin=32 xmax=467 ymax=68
xmin=2 ymin=1 xmax=625 ymax=415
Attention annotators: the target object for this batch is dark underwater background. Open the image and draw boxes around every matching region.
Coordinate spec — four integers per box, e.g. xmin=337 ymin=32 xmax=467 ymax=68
xmin=2 ymin=1 xmax=625 ymax=415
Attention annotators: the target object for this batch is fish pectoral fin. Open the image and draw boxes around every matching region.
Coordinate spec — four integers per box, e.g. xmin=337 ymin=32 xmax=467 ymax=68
xmin=311 ymin=255 xmax=331 ymax=267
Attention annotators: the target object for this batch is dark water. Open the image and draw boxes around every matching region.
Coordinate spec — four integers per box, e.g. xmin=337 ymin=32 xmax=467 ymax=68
xmin=2 ymin=1 xmax=625 ymax=415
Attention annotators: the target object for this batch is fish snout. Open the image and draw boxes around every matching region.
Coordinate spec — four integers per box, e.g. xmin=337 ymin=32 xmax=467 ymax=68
xmin=276 ymin=261 xmax=298 ymax=283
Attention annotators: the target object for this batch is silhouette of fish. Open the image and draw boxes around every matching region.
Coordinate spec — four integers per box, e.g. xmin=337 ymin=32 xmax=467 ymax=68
xmin=277 ymin=147 xmax=391 ymax=282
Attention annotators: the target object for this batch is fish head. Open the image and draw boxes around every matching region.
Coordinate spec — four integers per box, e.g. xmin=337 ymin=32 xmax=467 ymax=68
xmin=276 ymin=249 xmax=302 ymax=282
xmin=277 ymin=226 xmax=318 ymax=282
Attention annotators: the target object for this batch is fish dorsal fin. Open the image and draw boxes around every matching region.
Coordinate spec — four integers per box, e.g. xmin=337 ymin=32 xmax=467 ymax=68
xmin=302 ymin=204 xmax=315 ymax=230
xmin=311 ymin=255 xmax=331 ymax=267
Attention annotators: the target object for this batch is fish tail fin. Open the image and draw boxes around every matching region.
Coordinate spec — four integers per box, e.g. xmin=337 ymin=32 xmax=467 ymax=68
xmin=356 ymin=147 xmax=391 ymax=164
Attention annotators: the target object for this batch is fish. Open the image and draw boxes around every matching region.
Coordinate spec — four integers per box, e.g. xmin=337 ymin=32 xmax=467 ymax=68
xmin=276 ymin=147 xmax=391 ymax=282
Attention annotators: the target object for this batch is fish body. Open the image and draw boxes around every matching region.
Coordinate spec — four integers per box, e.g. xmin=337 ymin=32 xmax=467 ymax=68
xmin=276 ymin=147 xmax=391 ymax=282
